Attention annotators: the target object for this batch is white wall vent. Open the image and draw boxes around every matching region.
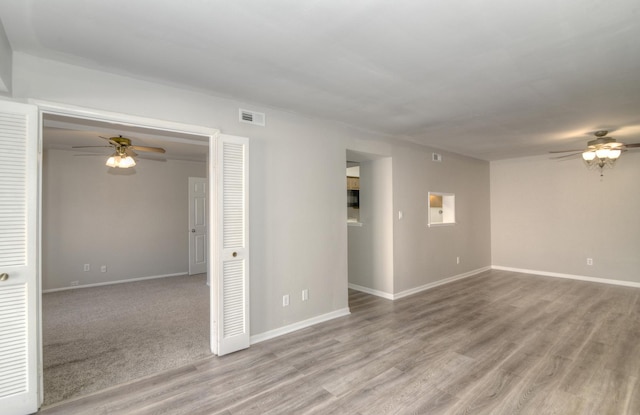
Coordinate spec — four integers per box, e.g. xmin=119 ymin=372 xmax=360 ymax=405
xmin=432 ymin=153 xmax=442 ymax=162
xmin=239 ymin=109 xmax=265 ymax=126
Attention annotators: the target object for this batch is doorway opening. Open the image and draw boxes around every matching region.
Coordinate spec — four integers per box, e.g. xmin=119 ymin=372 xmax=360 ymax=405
xmin=40 ymin=112 xmax=212 ymax=406
xmin=346 ymin=150 xmax=394 ymax=302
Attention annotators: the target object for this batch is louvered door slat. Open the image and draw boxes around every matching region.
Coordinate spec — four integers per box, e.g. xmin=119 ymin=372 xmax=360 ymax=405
xmin=222 ymin=261 xmax=245 ymax=338
xmin=0 ymin=111 xmax=27 ymax=268
xmin=216 ymin=135 xmax=250 ymax=356
xmin=0 ymin=101 xmax=39 ymax=414
xmin=222 ymin=143 xmax=245 ymax=249
xmin=0 ymin=286 xmax=27 ymax=399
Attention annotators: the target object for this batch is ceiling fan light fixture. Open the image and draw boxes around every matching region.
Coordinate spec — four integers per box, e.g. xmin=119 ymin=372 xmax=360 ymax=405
xmin=552 ymin=130 xmax=638 ymax=177
xmin=105 ymin=153 xmax=136 ymax=168
xmin=582 ymin=150 xmax=596 ymax=161
xmin=105 ymin=154 xmax=120 ymax=167
xmin=119 ymin=156 xmax=136 ymax=168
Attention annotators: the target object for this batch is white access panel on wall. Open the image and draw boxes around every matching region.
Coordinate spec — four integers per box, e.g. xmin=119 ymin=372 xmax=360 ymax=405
xmin=213 ymin=134 xmax=250 ymax=356
xmin=0 ymin=101 xmax=39 ymax=414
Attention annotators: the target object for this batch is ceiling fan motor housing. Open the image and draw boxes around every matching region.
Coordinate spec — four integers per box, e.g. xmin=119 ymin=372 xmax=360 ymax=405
xmin=111 ymin=136 xmax=132 ymax=147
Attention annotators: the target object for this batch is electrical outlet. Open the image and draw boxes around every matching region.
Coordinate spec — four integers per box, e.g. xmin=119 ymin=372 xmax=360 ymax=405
xmin=302 ymin=289 xmax=309 ymax=301
xmin=70 ymin=281 xmax=79 ymax=286
xmin=586 ymin=258 xmax=593 ymax=266
xmin=101 ymin=265 xmax=107 ymax=272
xmin=456 ymin=256 xmax=460 ymax=265
xmin=282 ymin=294 xmax=290 ymax=307
xmin=83 ymin=264 xmax=90 ymax=272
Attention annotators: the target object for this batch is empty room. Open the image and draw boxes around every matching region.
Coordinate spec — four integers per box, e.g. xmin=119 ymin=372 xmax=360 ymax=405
xmin=0 ymin=1 xmax=639 ymax=414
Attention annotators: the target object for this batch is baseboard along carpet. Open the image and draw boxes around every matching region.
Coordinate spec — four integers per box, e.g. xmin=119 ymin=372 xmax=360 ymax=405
xmin=42 ymin=274 xmax=210 ymax=407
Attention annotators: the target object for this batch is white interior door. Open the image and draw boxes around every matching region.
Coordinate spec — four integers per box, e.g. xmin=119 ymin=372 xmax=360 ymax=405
xmin=188 ymin=177 xmax=207 ymax=275
xmin=213 ymin=134 xmax=249 ymax=356
xmin=0 ymin=101 xmax=39 ymax=414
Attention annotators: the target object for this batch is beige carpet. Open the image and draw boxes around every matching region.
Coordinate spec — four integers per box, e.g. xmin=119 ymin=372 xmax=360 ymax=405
xmin=42 ymin=274 xmax=210 ymax=407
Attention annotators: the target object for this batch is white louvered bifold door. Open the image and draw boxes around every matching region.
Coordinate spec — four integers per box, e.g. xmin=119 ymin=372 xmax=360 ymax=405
xmin=215 ymin=134 xmax=249 ymax=356
xmin=0 ymin=101 xmax=39 ymax=415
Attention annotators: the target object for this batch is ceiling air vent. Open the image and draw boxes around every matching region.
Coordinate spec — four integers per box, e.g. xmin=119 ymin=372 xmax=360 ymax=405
xmin=239 ymin=109 xmax=265 ymax=126
xmin=432 ymin=153 xmax=442 ymax=162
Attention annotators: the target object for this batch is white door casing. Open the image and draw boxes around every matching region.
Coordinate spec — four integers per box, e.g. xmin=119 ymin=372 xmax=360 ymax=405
xmin=188 ymin=177 xmax=207 ymax=275
xmin=21 ymin=101 xmax=249 ymax=405
xmin=213 ymin=134 xmax=250 ymax=356
xmin=0 ymin=101 xmax=39 ymax=414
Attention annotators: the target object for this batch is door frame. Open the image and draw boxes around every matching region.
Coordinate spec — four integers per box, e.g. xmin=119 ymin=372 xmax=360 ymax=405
xmin=33 ymin=100 xmax=223 ymax=405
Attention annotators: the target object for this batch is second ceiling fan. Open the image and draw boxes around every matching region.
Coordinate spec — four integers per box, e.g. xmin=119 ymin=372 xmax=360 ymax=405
xmin=73 ymin=135 xmax=166 ymax=168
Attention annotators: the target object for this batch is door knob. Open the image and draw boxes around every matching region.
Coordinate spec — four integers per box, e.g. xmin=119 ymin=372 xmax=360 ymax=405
xmin=0 ymin=273 xmax=8 ymax=281
xmin=191 ymin=229 xmax=196 ymax=233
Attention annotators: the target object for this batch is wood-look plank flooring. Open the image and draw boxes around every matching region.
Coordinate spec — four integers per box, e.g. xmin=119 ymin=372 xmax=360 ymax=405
xmin=38 ymin=270 xmax=640 ymax=414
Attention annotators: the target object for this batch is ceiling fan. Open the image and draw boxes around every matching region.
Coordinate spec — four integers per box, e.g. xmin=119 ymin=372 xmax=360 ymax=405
xmin=73 ymin=135 xmax=166 ymax=168
xmin=550 ymin=130 xmax=640 ymax=176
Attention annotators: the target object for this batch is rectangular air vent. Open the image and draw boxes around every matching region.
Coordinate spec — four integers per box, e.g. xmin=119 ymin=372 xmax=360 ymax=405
xmin=432 ymin=153 xmax=442 ymax=162
xmin=239 ymin=109 xmax=265 ymax=126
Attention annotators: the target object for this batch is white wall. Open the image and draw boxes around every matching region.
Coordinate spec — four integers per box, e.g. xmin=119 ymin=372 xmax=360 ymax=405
xmin=348 ymin=157 xmax=394 ymax=294
xmin=13 ymin=52 xmax=492 ymax=336
xmin=491 ymin=153 xmax=640 ymax=283
xmin=42 ymin=149 xmax=206 ymax=290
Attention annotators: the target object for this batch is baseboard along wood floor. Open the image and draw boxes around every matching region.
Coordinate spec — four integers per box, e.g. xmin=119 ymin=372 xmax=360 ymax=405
xmin=39 ymin=269 xmax=640 ymax=414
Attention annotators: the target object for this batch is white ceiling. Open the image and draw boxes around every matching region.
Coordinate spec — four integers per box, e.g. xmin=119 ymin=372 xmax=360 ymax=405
xmin=2 ymin=0 xmax=640 ymax=160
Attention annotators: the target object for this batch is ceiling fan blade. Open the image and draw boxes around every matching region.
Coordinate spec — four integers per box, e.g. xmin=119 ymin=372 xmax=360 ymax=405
xmin=99 ymin=135 xmax=120 ymax=146
xmin=130 ymin=145 xmax=166 ymax=153
xmin=549 ymin=149 xmax=583 ymax=153
xmin=125 ymin=148 xmax=138 ymax=157
xmin=551 ymin=152 xmax=582 ymax=159
xmin=72 ymin=145 xmax=112 ymax=149
xmin=624 ymin=143 xmax=640 ymax=148
xmin=73 ymin=153 xmax=109 ymax=157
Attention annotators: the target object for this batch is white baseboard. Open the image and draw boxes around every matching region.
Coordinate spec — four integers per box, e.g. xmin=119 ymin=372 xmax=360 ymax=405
xmin=348 ymin=266 xmax=491 ymax=301
xmin=348 ymin=283 xmax=394 ymax=300
xmin=393 ymin=266 xmax=492 ymax=299
xmin=491 ymin=265 xmax=640 ymax=288
xmin=250 ymin=307 xmax=351 ymax=345
xmin=42 ymin=272 xmax=189 ymax=293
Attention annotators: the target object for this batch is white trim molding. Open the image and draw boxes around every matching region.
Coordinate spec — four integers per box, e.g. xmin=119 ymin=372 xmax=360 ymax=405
xmin=393 ymin=266 xmax=491 ymax=300
xmin=348 ymin=283 xmax=394 ymax=300
xmin=492 ymin=266 xmax=640 ymax=288
xmin=250 ymin=308 xmax=351 ymax=345
xmin=42 ymin=272 xmax=189 ymax=293
xmin=349 ymin=266 xmax=491 ymax=301
xmin=31 ymin=99 xmax=220 ymax=137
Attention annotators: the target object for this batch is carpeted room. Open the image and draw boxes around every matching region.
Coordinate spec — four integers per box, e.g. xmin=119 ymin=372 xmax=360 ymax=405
xmin=41 ymin=121 xmax=211 ymax=406
xmin=42 ymin=274 xmax=210 ymax=405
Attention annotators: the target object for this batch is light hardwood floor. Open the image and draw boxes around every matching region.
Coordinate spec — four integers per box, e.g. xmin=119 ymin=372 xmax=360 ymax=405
xmin=38 ymin=269 xmax=640 ymax=414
